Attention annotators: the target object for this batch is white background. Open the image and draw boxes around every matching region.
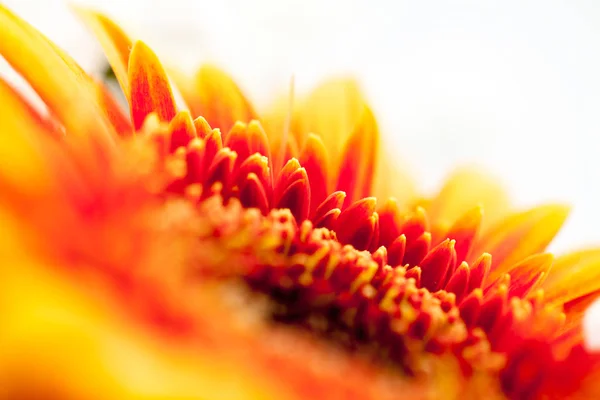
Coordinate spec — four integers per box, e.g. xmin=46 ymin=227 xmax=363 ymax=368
xmin=3 ymin=0 xmax=600 ymax=342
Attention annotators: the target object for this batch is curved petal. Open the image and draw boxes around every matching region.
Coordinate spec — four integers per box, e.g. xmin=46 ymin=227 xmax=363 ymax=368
xmin=0 ymin=4 xmax=115 ymax=144
xmin=0 ymin=77 xmax=55 ymax=196
xmin=73 ymin=7 xmax=133 ymax=98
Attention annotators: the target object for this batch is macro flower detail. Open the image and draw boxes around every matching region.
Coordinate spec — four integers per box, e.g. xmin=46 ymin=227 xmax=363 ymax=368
xmin=1 ymin=4 xmax=600 ymax=400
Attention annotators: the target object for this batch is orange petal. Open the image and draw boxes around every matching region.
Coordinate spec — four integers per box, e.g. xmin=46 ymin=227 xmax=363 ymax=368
xmin=445 ymin=206 xmax=483 ymax=262
xmin=504 ymin=253 xmax=553 ymax=298
xmin=336 ymin=106 xmax=378 ymax=205
xmin=74 ymin=7 xmax=133 ymax=97
xmin=427 ymin=167 xmax=510 ymax=232
xmin=470 ymin=204 xmax=569 ymax=281
xmin=129 ymin=41 xmax=177 ymax=130
xmin=378 ymin=198 xmax=403 ymax=247
xmin=171 ymin=65 xmax=256 ymax=134
xmin=542 ymin=249 xmax=600 ymax=307
xmin=0 ymin=4 xmax=114 ymax=142
xmin=300 ymin=134 xmax=330 ymax=215
xmin=169 ymin=111 xmax=197 ymax=152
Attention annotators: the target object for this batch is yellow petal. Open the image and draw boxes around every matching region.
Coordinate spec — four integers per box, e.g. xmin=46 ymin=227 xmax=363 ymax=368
xmin=542 ymin=249 xmax=600 ymax=306
xmin=0 ymin=256 xmax=284 ymax=400
xmin=426 ymin=167 xmax=510 ymax=232
xmin=0 ymin=78 xmax=53 ymax=196
xmin=471 ymin=204 xmax=570 ymax=281
xmin=263 ymin=78 xmax=415 ymax=205
xmin=171 ymin=65 xmax=257 ymax=134
xmin=335 ymin=106 xmax=378 ymax=204
xmin=0 ymin=4 xmax=114 ymax=143
xmin=290 ymin=78 xmax=364 ymax=162
xmin=74 ymin=7 xmax=133 ymax=98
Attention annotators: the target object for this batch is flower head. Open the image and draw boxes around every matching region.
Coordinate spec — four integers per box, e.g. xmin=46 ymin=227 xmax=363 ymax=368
xmin=0 ymin=5 xmax=599 ymax=400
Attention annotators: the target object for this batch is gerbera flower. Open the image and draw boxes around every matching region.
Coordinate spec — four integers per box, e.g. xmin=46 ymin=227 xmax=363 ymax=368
xmin=1 ymin=4 xmax=599 ymax=399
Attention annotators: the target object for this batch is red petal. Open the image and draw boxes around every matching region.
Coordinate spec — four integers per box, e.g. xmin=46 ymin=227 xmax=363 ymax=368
xmin=468 ymin=253 xmax=492 ymax=292
xmin=239 ymin=173 xmax=270 ymax=215
xmin=445 ymin=262 xmax=470 ymax=304
xmin=314 ymin=208 xmax=341 ymax=230
xmin=459 ymin=289 xmax=483 ymax=326
xmin=185 ymin=138 xmax=206 ymax=184
xmin=275 ymin=169 xmax=311 ymax=223
xmin=300 ymin=134 xmax=330 ymax=215
xmin=419 ymin=239 xmax=457 ymax=292
xmin=403 ymin=232 xmax=431 ymax=268
xmin=205 ymin=148 xmax=237 ymax=194
xmin=336 ymin=198 xmax=377 ymax=250
xmin=400 ymin=207 xmax=429 ymax=244
xmin=378 ymin=198 xmax=403 ymax=248
xmin=387 ymin=235 xmax=407 ymax=267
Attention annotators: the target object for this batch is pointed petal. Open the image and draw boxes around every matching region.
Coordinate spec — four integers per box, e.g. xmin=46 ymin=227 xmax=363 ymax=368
xmin=247 ymin=120 xmax=271 ymax=160
xmin=0 ymin=5 xmax=114 ymax=142
xmin=336 ymin=106 xmax=378 ymax=205
xmin=420 ymin=239 xmax=457 ymax=292
xmin=427 ymin=167 xmax=510 ymax=232
xmin=387 ymin=235 xmax=407 ymax=267
xmin=543 ymin=249 xmax=600 ymax=306
xmin=275 ymin=169 xmax=311 ymax=223
xmin=171 ymin=65 xmax=256 ymax=134
xmin=336 ymin=198 xmax=378 ymax=250
xmin=205 ymin=148 xmax=237 ymax=192
xmin=378 ymin=198 xmax=403 ymax=247
xmin=314 ymin=191 xmax=346 ymax=218
xmin=468 ymin=253 xmax=492 ymax=292
xmin=74 ymin=7 xmax=132 ymax=97
xmin=506 ymin=253 xmax=553 ymax=298
xmin=399 ymin=207 xmax=429 ymax=244
xmin=446 ymin=262 xmax=470 ymax=304
xmin=403 ymin=232 xmax=431 ymax=267
xmin=128 ymin=41 xmax=177 ymax=130
xmin=471 ymin=204 xmax=570 ymax=280
xmin=193 ymin=116 xmax=213 ymax=139
xmin=169 ymin=111 xmax=196 ymax=152
xmin=239 ymin=173 xmax=270 ymax=215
